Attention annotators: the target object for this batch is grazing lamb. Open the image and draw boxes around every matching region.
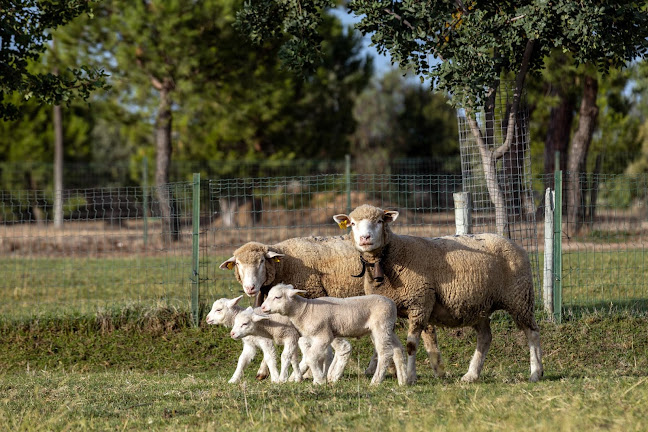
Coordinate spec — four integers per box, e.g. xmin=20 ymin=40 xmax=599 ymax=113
xmin=219 ymin=237 xmax=445 ymax=378
xmin=261 ymin=283 xmax=408 ymax=386
xmin=230 ymin=307 xmax=303 ymax=383
xmin=333 ymin=204 xmax=543 ymax=384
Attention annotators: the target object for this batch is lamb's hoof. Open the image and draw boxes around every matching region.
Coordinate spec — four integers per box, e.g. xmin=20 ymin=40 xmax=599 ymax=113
xmin=433 ymin=364 xmax=447 ymax=378
xmin=461 ymin=372 xmax=479 ymax=383
xmin=228 ymin=378 xmax=239 ymax=384
xmin=256 ymin=372 xmax=269 ymax=381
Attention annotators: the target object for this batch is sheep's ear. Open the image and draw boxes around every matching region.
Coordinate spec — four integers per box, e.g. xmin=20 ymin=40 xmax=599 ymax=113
xmin=228 ymin=295 xmax=244 ymax=307
xmin=252 ymin=313 xmax=270 ymax=322
xmin=219 ymin=257 xmax=236 ymax=270
xmin=265 ymin=251 xmax=284 ymax=263
xmin=384 ymin=210 xmax=399 ymax=224
xmin=288 ymin=288 xmax=308 ymax=298
xmin=333 ymin=214 xmax=351 ymax=229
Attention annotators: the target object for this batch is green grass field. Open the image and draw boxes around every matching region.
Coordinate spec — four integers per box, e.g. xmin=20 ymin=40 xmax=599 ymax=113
xmin=1 ymin=308 xmax=648 ymax=431
xmin=2 ymin=249 xmax=648 ymax=320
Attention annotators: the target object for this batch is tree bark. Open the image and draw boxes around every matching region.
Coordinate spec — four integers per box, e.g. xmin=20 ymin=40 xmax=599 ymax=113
xmin=543 ymin=84 xmax=574 ymax=179
xmin=53 ymin=103 xmax=64 ymax=228
xmin=155 ymin=85 xmax=179 ymax=242
xmin=567 ymin=74 xmax=598 ymax=237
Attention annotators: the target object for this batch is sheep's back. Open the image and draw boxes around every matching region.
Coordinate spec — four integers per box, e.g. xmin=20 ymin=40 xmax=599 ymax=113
xmin=273 ymin=236 xmax=365 ymax=298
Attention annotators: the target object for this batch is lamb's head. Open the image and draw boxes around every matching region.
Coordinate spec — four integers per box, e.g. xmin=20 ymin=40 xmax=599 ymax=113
xmin=205 ymin=295 xmax=243 ymax=326
xmin=333 ymin=205 xmax=399 ymax=254
xmin=219 ymin=242 xmax=285 ymax=297
xmin=260 ymin=283 xmax=307 ymax=315
xmin=230 ymin=307 xmax=269 ymax=340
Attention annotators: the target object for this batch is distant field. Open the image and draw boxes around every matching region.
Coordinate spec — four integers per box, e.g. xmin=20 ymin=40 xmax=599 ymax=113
xmin=1 ymin=310 xmax=647 ymax=431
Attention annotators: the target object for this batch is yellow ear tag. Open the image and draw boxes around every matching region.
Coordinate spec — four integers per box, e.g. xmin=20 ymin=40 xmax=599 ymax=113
xmin=226 ymin=262 xmax=234 ymax=270
xmin=338 ymin=220 xmax=348 ymax=230
xmin=274 ymin=258 xmax=281 ymax=263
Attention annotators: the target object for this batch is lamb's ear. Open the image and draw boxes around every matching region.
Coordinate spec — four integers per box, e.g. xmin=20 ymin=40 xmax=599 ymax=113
xmin=383 ymin=210 xmax=399 ymax=224
xmin=265 ymin=251 xmax=284 ymax=262
xmin=219 ymin=256 xmax=236 ymax=270
xmin=228 ymin=295 xmax=244 ymax=307
xmin=287 ymin=288 xmax=308 ymax=298
xmin=333 ymin=214 xmax=351 ymax=230
xmin=252 ymin=313 xmax=270 ymax=322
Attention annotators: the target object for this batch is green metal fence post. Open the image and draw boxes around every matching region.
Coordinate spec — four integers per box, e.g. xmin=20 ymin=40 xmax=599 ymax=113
xmin=142 ymin=157 xmax=148 ymax=249
xmin=553 ymin=169 xmax=563 ymax=323
xmin=345 ymin=154 xmax=351 ymax=214
xmin=191 ymin=173 xmax=201 ymax=327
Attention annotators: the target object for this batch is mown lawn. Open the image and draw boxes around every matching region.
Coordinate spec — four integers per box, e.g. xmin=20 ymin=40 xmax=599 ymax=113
xmin=1 ymin=308 xmax=648 ymax=431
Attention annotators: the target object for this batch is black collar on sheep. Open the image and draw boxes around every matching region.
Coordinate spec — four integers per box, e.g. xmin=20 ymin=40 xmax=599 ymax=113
xmin=352 ymin=245 xmax=389 ymax=285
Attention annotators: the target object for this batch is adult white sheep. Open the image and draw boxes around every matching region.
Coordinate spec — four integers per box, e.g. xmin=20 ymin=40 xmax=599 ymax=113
xmin=261 ymin=283 xmax=408 ymax=386
xmin=219 ymin=237 xmax=445 ymax=378
xmin=333 ymin=204 xmax=543 ymax=384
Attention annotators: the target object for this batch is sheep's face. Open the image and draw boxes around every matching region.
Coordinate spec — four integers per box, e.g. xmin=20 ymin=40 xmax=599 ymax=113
xmin=333 ymin=205 xmax=399 ymax=253
xmin=261 ymin=283 xmax=306 ymax=315
xmin=230 ymin=307 xmax=268 ymax=339
xmin=219 ymin=243 xmax=284 ymax=297
xmin=205 ymin=296 xmax=242 ymax=326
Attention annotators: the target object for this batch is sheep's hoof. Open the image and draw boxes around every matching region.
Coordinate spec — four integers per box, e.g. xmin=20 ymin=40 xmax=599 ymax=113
xmin=406 ymin=375 xmax=418 ymax=386
xmin=461 ymin=372 xmax=479 ymax=383
xmin=256 ymin=372 xmax=269 ymax=381
xmin=364 ymin=368 xmax=375 ymax=377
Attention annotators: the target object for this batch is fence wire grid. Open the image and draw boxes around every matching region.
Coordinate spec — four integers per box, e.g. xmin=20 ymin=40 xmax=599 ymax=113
xmin=1 ymin=172 xmax=647 ymax=320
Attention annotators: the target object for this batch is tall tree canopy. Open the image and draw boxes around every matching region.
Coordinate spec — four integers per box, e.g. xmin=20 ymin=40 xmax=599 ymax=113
xmin=0 ymin=0 xmax=108 ymax=120
xmin=238 ymin=1 xmax=648 ymax=235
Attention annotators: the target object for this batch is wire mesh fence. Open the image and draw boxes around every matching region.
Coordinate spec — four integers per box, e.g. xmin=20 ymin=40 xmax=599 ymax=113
xmin=555 ymin=172 xmax=648 ymax=317
xmin=1 ymin=171 xmax=647 ymax=321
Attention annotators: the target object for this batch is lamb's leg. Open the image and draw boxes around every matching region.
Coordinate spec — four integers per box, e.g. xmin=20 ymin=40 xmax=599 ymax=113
xmin=298 ymin=337 xmax=313 ymax=379
xmin=462 ymin=317 xmax=492 ymax=383
xmin=280 ymin=339 xmax=302 ymax=383
xmin=229 ymin=342 xmax=257 ymax=384
xmin=522 ymin=324 xmax=543 ymax=382
xmin=370 ymin=332 xmax=393 ymax=385
xmin=390 ymin=333 xmax=408 ymax=386
xmin=256 ymin=360 xmax=269 ymax=381
xmin=327 ymin=338 xmax=351 ymax=383
xmin=257 ymin=339 xmax=280 ymax=383
xmin=305 ymin=339 xmax=330 ymax=385
xmin=365 ymin=350 xmax=378 ymax=377
xmin=421 ymin=324 xmax=445 ymax=377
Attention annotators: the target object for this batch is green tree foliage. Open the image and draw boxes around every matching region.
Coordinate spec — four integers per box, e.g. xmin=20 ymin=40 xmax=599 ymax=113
xmin=351 ymin=70 xmax=458 ymax=172
xmin=0 ymin=0 xmax=108 ymax=120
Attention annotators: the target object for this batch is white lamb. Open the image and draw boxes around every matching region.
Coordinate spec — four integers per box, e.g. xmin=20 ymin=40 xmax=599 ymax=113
xmin=230 ymin=307 xmax=303 ymax=383
xmin=206 ymin=296 xmax=293 ymax=383
xmin=261 ymin=283 xmax=408 ymax=386
xmin=206 ymin=295 xmax=340 ymax=383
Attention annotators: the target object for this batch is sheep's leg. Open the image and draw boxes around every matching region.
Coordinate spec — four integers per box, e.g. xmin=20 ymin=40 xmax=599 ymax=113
xmin=229 ymin=342 xmax=257 ymax=384
xmin=305 ymin=339 xmax=330 ymax=385
xmin=256 ymin=360 xmax=270 ymax=381
xmin=289 ymin=344 xmax=303 ymax=383
xmin=279 ymin=339 xmax=301 ymax=383
xmin=462 ymin=318 xmax=492 ymax=383
xmin=390 ymin=333 xmax=408 ymax=386
xmin=327 ymin=338 xmax=351 ymax=383
xmin=405 ymin=314 xmax=427 ymax=385
xmin=365 ymin=350 xmax=378 ymax=376
xmin=257 ymin=339 xmax=280 ymax=383
xmin=523 ymin=324 xmax=543 ymax=382
xmin=421 ymin=324 xmax=445 ymax=377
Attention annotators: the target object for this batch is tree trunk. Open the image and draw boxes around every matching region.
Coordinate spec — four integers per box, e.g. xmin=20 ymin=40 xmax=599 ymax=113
xmin=543 ymin=85 xmax=574 ymax=179
xmin=567 ymin=74 xmax=598 ymax=237
xmin=155 ymin=86 xmax=179 ymax=242
xmin=53 ymin=63 xmax=64 ymax=229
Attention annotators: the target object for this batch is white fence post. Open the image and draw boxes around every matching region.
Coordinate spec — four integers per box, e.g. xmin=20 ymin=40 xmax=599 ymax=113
xmin=543 ymin=188 xmax=555 ymax=319
xmin=453 ymin=192 xmax=472 ymax=235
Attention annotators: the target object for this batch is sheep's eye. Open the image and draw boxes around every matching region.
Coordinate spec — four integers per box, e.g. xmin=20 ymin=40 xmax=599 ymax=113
xmin=275 ymin=296 xmax=281 ymax=299
xmin=241 ymin=323 xmax=248 ymax=327
xmin=215 ymin=309 xmax=222 ymax=312
xmin=351 ymin=222 xmax=355 ymax=226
